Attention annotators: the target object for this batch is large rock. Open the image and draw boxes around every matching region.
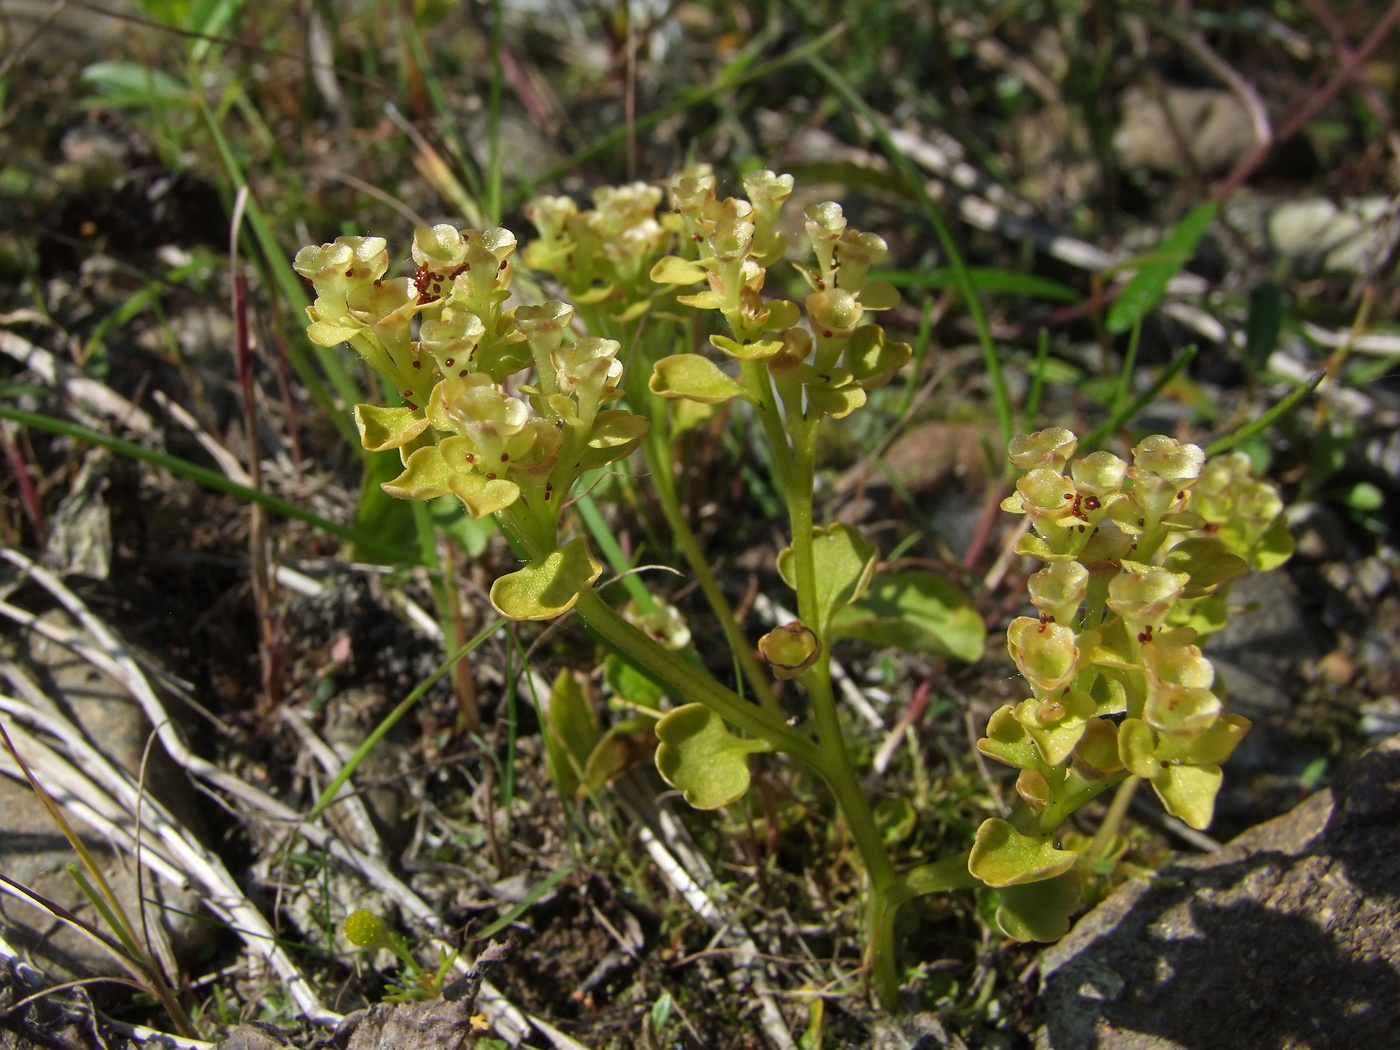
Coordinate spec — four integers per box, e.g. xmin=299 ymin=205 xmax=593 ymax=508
xmin=1038 ymin=735 xmax=1400 ymax=1049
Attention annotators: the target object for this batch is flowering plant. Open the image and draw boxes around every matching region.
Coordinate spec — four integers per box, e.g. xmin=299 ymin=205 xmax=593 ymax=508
xmin=297 ymin=172 xmax=1291 ymax=1004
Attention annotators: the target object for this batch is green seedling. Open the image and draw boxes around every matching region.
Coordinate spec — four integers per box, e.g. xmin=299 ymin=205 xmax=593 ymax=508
xmin=343 ymin=909 xmax=457 ymax=1002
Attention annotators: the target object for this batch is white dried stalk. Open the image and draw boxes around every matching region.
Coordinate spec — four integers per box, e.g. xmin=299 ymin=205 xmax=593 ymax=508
xmin=615 ymin=780 xmax=796 ymax=1050
xmin=0 ymin=697 xmax=338 ymax=1025
xmin=279 ymin=708 xmax=385 ymax=859
xmin=0 ymin=548 xmax=571 ymax=1047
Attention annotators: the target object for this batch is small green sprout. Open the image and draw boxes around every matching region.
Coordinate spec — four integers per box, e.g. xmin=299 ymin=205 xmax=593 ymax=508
xmin=343 ymin=909 xmax=456 ymax=1002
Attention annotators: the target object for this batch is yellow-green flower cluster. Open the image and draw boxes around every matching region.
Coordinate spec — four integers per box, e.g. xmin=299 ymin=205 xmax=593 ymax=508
xmin=641 ymin=170 xmax=912 ymax=420
xmin=523 ymin=182 xmax=670 ymax=317
xmin=294 ymin=225 xmax=647 ymax=523
xmin=970 ymin=428 xmax=1293 ymax=935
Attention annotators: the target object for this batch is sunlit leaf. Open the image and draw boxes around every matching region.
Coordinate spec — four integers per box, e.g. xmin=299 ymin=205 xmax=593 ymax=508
xmin=654 ymin=704 xmax=770 ymax=809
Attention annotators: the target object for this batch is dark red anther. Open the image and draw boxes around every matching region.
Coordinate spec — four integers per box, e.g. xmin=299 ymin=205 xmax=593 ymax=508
xmin=413 ymin=263 xmax=435 ymax=304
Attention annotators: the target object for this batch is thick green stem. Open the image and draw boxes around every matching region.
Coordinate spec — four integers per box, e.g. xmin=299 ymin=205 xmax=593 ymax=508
xmin=739 ymin=358 xmax=796 ymax=497
xmin=1037 ymin=769 xmax=1130 ymax=836
xmin=1090 ymin=774 xmax=1141 ymax=860
xmin=577 ymin=578 xmax=903 ymax=1003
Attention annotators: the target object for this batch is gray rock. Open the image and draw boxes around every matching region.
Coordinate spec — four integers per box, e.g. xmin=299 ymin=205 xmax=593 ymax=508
xmin=1206 ymin=570 xmax=1315 ymax=722
xmin=1037 ymin=735 xmax=1400 ymax=1049
xmin=1115 ymin=86 xmax=1256 ymax=176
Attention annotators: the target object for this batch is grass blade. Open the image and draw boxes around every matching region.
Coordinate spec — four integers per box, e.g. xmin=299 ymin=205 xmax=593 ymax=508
xmin=307 ymin=618 xmax=506 ymax=820
xmin=1106 ymin=201 xmax=1218 ymax=334
xmin=1205 ymin=371 xmax=1323 ymax=457
xmin=1080 ymin=345 xmax=1199 ymax=451
xmin=0 ymin=405 xmax=402 ymax=560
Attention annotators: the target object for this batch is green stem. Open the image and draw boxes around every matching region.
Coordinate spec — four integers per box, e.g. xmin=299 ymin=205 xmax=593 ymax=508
xmin=739 ymin=358 xmax=795 ymax=497
xmin=642 ymin=425 xmax=783 ymax=718
xmin=1090 ymin=774 xmax=1141 ymax=860
xmin=572 ymin=589 xmax=812 ymax=762
xmin=1037 ymin=769 xmax=1130 ymax=836
xmin=787 ymin=425 xmax=901 ymax=1006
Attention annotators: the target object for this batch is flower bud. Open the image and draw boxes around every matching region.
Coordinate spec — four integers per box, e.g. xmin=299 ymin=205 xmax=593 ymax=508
xmin=1130 ymin=435 xmax=1205 ymax=518
xmin=1106 ymin=561 xmax=1187 ymax=628
xmin=1144 ymin=682 xmax=1221 ymax=737
xmin=759 ymin=621 xmax=822 ymax=680
xmin=1071 ymin=451 xmax=1128 ymax=499
xmin=524 ymin=195 xmax=580 ymax=242
xmin=1008 ymin=428 xmax=1078 ymax=472
xmin=832 ymin=230 xmax=887 ymax=290
xmin=807 ymin=288 xmax=863 ymax=339
xmin=706 ymin=198 xmax=756 ymax=262
xmin=1005 ymin=469 xmax=1078 ymax=532
xmin=1027 ymin=561 xmax=1089 ymax=625
xmin=420 ymin=308 xmax=486 ymax=374
xmin=1007 ymin=616 xmax=1080 ymax=694
xmin=412 ymin=223 xmax=468 ymax=273
xmin=343 ymin=909 xmax=392 ymax=950
xmin=671 ymin=172 xmax=717 ymax=226
xmin=516 ymin=300 xmax=576 ymax=353
xmin=1012 ymin=688 xmax=1095 ymax=764
xmin=1142 ymin=637 xmax=1214 ymax=690
xmin=1071 ymin=718 xmax=1124 ymax=778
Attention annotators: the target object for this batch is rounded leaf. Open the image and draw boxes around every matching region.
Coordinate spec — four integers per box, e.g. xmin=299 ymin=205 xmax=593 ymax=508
xmin=830 ymin=570 xmax=986 ymax=663
xmin=382 ymin=444 xmax=455 ymax=501
xmin=1009 ymin=428 xmax=1078 ymax=472
xmin=654 ymin=704 xmax=770 ymax=809
xmin=489 ymin=538 xmax=602 ymax=621
xmin=354 ymin=404 xmax=430 ymax=453
xmin=1163 ymin=537 xmax=1248 ymax=598
xmin=977 ymin=705 xmax=1041 ymax=771
xmin=969 ymin=817 xmax=1078 ymax=888
xmin=650 ymin=255 xmax=709 ymax=286
xmin=1152 ymin=762 xmax=1223 ymax=830
xmin=775 ymin=523 xmax=878 ymax=632
xmin=711 ymin=333 xmax=783 ymax=360
xmin=579 ymin=410 xmax=649 ymax=470
xmin=447 ymin=472 xmax=520 ymax=519
xmin=995 ymin=869 xmax=1083 ymax=942
xmin=649 ymin=354 xmax=746 ymax=404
